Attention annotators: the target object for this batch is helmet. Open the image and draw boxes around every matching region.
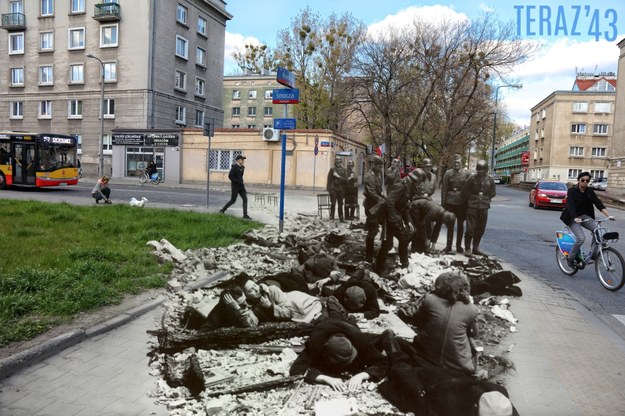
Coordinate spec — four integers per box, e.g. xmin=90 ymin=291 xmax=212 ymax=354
xmin=409 ymin=168 xmax=426 ymax=182
xmin=371 ymin=155 xmax=384 ymax=165
xmin=422 ymin=158 xmax=433 ymax=167
xmin=476 ymin=160 xmax=488 ymax=172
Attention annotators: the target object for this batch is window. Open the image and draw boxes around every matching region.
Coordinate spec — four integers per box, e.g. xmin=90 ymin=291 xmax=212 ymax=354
xmin=175 ymin=36 xmax=188 ymax=59
xmin=590 ymin=170 xmax=605 ymax=179
xmin=103 ymin=134 xmax=112 ymax=154
xmin=231 ymin=124 xmax=240 ymax=128
xmin=232 ymin=90 xmax=241 ymax=100
xmin=104 ymin=99 xmax=115 ymax=118
xmin=40 ymin=0 xmax=53 ymax=16
xmin=10 ymin=101 xmax=23 ymax=119
xmin=39 ymin=100 xmax=52 ymax=118
xmin=595 ymin=102 xmax=611 ymax=113
xmin=195 ymin=110 xmax=204 ymax=127
xmin=248 ymin=90 xmax=257 ymax=100
xmin=196 ymin=47 xmax=206 ymax=67
xmin=593 ymin=124 xmax=608 ymax=135
xmin=40 ymin=31 xmax=54 ymax=51
xmin=571 ymin=123 xmax=586 ymax=134
xmin=9 ymin=33 xmax=24 ymax=54
xmin=103 ymin=62 xmax=116 ymax=82
xmin=174 ymin=70 xmax=186 ymax=90
xmin=10 ymin=68 xmax=24 ymax=86
xmin=197 ymin=16 xmax=207 ymax=36
xmin=68 ymin=28 xmax=85 ymax=50
xmin=68 ymin=99 xmax=82 ymax=118
xmin=76 ymin=134 xmax=82 ymax=154
xmin=569 ymin=146 xmax=584 ymax=156
xmin=248 ymin=107 xmax=256 ymax=117
xmin=232 ymin=107 xmax=240 ymax=117
xmin=264 ymin=107 xmax=273 ymax=116
xmin=247 ymin=124 xmax=256 ymax=129
xmin=590 ymin=79 xmax=615 ymax=92
xmin=70 ymin=0 xmax=85 ymax=13
xmin=10 ymin=1 xmax=23 ymax=14
xmin=592 ymin=147 xmax=607 ymax=157
xmin=69 ymin=64 xmax=84 ymax=84
xmin=541 ymin=108 xmax=546 ymax=119
xmin=195 ymin=77 xmax=205 ymax=96
xmin=100 ymin=24 xmax=118 ymax=48
xmin=573 ymin=102 xmax=588 ymax=112
xmin=175 ymin=106 xmax=186 ymax=124
xmin=209 ymin=149 xmax=243 ymax=171
xmin=39 ymin=65 xmax=54 ymax=85
xmin=264 ymin=90 xmax=273 ymax=100
xmin=176 ymin=4 xmax=187 ymax=25
xmin=568 ymin=169 xmax=582 ymax=179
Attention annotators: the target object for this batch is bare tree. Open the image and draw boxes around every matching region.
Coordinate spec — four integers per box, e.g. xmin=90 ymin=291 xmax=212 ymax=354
xmin=233 ymin=44 xmax=277 ymax=75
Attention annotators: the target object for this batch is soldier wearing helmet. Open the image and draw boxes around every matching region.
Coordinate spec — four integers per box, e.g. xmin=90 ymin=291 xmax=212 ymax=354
xmin=460 ymin=159 xmax=496 ymax=255
xmin=414 ymin=158 xmax=436 ymax=199
xmin=385 ymin=158 xmax=401 ymax=193
xmin=441 ymin=154 xmax=470 ymax=253
xmin=344 ymin=160 xmax=359 ymax=220
xmin=327 ymin=156 xmax=348 ymax=221
xmin=363 ymin=155 xmax=385 ymax=263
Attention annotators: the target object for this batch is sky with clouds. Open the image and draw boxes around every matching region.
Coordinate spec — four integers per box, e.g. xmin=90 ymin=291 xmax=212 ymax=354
xmin=223 ymin=0 xmax=625 ymax=127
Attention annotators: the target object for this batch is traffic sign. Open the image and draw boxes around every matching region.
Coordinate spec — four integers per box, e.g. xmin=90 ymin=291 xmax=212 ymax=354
xmin=273 ymin=88 xmax=299 ymax=104
xmin=274 ymin=118 xmax=297 ymax=130
xmin=314 ymin=145 xmax=319 ymax=156
xmin=277 ymin=67 xmax=296 ymax=88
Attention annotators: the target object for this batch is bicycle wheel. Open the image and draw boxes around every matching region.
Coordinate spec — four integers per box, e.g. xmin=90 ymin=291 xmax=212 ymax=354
xmin=595 ymin=247 xmax=625 ymax=291
xmin=139 ymin=173 xmax=147 ymax=185
xmin=555 ymin=246 xmax=577 ymax=275
xmin=152 ymin=176 xmax=161 ymax=185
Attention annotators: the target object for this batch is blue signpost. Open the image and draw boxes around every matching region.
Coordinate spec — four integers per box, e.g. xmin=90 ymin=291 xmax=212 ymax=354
xmin=275 ymin=67 xmax=298 ymax=233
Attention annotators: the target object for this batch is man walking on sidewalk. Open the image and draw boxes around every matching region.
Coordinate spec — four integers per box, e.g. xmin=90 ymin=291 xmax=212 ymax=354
xmin=220 ymin=154 xmax=251 ymax=219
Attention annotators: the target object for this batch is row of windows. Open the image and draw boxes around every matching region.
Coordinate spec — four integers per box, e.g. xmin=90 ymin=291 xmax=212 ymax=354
xmin=10 ymin=0 xmax=95 ymax=17
xmin=8 ymin=25 xmax=118 ymax=55
xmin=232 ymin=107 xmax=273 ymax=117
xmin=232 ymin=90 xmax=274 ymax=100
xmin=572 ymin=101 xmax=612 ymax=113
xmin=176 ymin=3 xmax=209 ymax=37
xmin=174 ymin=35 xmax=207 ymax=67
xmin=571 ymin=123 xmax=609 ymax=135
xmin=568 ymin=169 xmax=606 ymax=180
xmin=174 ymin=70 xmax=206 ymax=96
xmin=230 ymin=124 xmax=273 ymax=129
xmin=174 ymin=106 xmax=206 ymax=128
xmin=9 ymin=62 xmax=117 ymax=87
xmin=532 ymin=147 xmax=607 ymax=159
xmin=8 ymin=99 xmax=115 ymax=119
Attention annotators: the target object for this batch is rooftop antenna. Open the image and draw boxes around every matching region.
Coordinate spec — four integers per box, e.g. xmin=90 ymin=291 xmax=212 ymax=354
xmin=594 ymin=65 xmax=599 ymax=77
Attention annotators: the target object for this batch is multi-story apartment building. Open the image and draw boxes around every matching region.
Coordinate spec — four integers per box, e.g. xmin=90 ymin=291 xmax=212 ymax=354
xmin=222 ymin=73 xmax=295 ymax=131
xmin=529 ymin=73 xmax=616 ymax=182
xmin=0 ymin=0 xmax=231 ymax=177
xmin=493 ymin=128 xmax=529 ymax=183
xmin=607 ymin=39 xmax=625 ymax=194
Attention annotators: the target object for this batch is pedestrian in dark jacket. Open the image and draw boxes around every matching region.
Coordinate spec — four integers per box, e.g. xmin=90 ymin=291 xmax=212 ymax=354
xmin=333 ymin=278 xmax=380 ymax=320
xmin=220 ymin=154 xmax=251 ymax=219
xmin=560 ymin=171 xmax=613 ymax=267
xmin=290 ymin=318 xmax=388 ymax=391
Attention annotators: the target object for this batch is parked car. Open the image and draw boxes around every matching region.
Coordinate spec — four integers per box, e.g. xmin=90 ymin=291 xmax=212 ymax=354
xmin=493 ymin=176 xmax=502 ymax=184
xmin=590 ymin=177 xmax=607 ymax=191
xmin=529 ymin=181 xmax=568 ymax=209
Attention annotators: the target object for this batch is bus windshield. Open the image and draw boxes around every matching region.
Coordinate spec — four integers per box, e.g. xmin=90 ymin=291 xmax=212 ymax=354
xmin=40 ymin=136 xmax=78 ymax=171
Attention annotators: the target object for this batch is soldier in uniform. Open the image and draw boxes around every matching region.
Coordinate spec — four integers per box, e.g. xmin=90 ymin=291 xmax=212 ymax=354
xmin=415 ymin=158 xmax=436 ymax=199
xmin=375 ymin=169 xmax=425 ymax=274
xmin=409 ymin=198 xmax=456 ymax=253
xmin=441 ymin=154 xmax=470 ymax=253
xmin=363 ymin=155 xmax=385 ymax=263
xmin=327 ymin=156 xmax=348 ymax=221
xmin=385 ymin=158 xmax=401 ymax=194
xmin=344 ymin=160 xmax=359 ymax=220
xmin=461 ymin=160 xmax=496 ymax=255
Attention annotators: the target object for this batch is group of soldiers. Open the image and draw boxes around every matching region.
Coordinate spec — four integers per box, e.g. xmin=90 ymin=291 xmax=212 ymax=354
xmin=326 ymin=157 xmax=359 ymax=221
xmin=350 ymin=153 xmax=497 ymax=274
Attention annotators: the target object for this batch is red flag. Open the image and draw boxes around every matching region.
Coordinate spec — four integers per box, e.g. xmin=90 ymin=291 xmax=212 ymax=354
xmin=375 ymin=143 xmax=385 ymax=156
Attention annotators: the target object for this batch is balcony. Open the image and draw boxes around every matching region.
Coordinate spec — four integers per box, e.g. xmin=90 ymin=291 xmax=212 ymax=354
xmin=1 ymin=13 xmax=26 ymax=30
xmin=93 ymin=3 xmax=120 ymax=22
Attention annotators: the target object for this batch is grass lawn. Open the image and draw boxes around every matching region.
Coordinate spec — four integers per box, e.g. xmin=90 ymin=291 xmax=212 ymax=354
xmin=0 ymin=200 xmax=261 ymax=347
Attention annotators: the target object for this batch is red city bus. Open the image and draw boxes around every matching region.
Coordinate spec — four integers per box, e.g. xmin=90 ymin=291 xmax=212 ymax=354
xmin=0 ymin=132 xmax=80 ymax=189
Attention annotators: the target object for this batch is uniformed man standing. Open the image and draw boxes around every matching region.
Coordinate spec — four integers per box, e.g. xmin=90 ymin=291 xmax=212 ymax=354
xmin=415 ymin=158 xmax=436 ymax=199
xmin=327 ymin=156 xmax=348 ymax=221
xmin=461 ymin=160 xmax=496 ymax=255
xmin=363 ymin=155 xmax=385 ymax=263
xmin=441 ymin=154 xmax=470 ymax=253
xmin=344 ymin=160 xmax=359 ymax=220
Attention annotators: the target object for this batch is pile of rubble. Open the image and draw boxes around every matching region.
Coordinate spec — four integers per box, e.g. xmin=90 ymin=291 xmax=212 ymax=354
xmin=146 ymin=214 xmax=521 ymax=415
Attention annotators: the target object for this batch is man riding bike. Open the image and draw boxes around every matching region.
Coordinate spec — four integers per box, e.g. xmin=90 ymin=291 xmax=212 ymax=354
xmin=560 ymin=171 xmax=613 ymax=268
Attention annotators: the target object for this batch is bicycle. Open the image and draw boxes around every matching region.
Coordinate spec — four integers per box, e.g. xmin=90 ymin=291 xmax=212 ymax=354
xmin=555 ymin=218 xmax=625 ymax=291
xmin=139 ymin=170 xmax=161 ymax=185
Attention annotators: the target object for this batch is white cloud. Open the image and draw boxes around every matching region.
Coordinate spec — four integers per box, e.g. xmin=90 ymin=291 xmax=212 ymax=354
xmin=224 ymin=32 xmax=262 ymax=75
xmin=367 ymin=5 xmax=467 ymax=38
xmin=479 ymin=3 xmax=495 ymax=13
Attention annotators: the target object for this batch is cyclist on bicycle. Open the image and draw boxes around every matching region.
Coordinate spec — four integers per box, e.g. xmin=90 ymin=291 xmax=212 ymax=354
xmin=560 ymin=171 xmax=613 ymax=267
xmin=146 ymin=160 xmax=158 ymax=181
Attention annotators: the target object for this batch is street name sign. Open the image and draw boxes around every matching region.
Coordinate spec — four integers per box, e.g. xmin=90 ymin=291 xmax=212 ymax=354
xmin=273 ymin=88 xmax=299 ymax=104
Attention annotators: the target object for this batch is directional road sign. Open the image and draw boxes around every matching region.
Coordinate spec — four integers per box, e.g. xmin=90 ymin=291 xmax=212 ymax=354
xmin=274 ymin=118 xmax=297 ymax=130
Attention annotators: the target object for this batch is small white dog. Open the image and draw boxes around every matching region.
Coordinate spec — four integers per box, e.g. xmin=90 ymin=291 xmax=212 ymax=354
xmin=129 ymin=197 xmax=149 ymax=208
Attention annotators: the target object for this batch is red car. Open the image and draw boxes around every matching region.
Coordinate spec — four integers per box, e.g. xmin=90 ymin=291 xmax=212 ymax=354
xmin=529 ymin=181 xmax=568 ymax=209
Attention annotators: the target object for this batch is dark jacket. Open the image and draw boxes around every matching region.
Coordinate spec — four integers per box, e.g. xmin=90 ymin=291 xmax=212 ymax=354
xmin=560 ymin=185 xmax=606 ymax=226
xmin=228 ymin=163 xmax=245 ymax=190
xmin=461 ymin=173 xmax=496 ymax=209
xmin=333 ymin=278 xmax=380 ymax=319
xmin=203 ymin=299 xmax=258 ymax=329
xmin=289 ymin=318 xmax=388 ymax=383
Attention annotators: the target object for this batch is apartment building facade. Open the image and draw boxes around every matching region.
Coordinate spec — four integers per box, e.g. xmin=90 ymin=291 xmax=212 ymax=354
xmin=0 ymin=0 xmax=231 ymax=177
xmin=607 ymin=38 xmax=625 ymax=194
xmin=493 ymin=128 xmax=529 ymax=183
xmin=529 ymin=74 xmax=616 ymax=182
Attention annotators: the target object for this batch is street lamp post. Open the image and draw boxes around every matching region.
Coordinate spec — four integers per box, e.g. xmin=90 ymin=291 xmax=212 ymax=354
xmin=491 ymin=83 xmax=522 ymax=177
xmin=87 ymin=53 xmax=105 ymax=177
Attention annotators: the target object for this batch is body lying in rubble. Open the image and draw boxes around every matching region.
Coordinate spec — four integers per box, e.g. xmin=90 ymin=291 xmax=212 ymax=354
xmin=196 ymin=283 xmax=259 ymax=329
xmin=332 ymin=277 xmax=380 ymax=320
xmin=289 ymin=318 xmax=389 ymax=391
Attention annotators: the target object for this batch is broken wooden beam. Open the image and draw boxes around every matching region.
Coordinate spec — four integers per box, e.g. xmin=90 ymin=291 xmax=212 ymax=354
xmin=206 ymin=375 xmax=304 ymax=397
